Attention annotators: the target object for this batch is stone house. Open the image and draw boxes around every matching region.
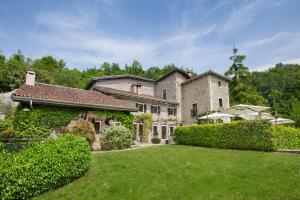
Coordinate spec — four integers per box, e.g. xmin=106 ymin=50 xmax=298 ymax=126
xmin=86 ymin=68 xmax=230 ymax=143
xmin=11 ymin=71 xmax=137 ymax=139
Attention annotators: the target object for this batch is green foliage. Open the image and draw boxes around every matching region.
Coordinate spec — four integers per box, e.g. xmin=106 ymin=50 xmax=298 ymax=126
xmin=0 ymin=119 xmax=12 ymax=132
xmin=225 ymin=49 xmax=266 ymax=105
xmin=135 ymin=113 xmax=153 ymax=142
xmin=251 ymin=63 xmax=300 ymax=127
xmin=101 ymin=125 xmax=133 ymax=150
xmin=151 ymin=137 xmax=161 ymax=144
xmin=0 ymin=50 xmax=196 ymax=93
xmin=64 ymin=120 xmax=96 ymax=146
xmin=13 ymin=105 xmax=80 ymax=138
xmin=0 ymin=135 xmax=91 ymax=200
xmin=93 ymin=111 xmax=135 ymax=130
xmin=175 ymin=121 xmax=280 ymax=151
xmin=271 ymin=126 xmax=300 ymax=149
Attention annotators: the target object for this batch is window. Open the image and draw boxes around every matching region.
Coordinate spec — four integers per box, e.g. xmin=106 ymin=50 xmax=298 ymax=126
xmin=131 ymin=84 xmax=141 ymax=94
xmin=169 ymin=127 xmax=174 ymax=137
xmin=168 ymin=107 xmax=177 ymax=116
xmin=136 ymin=103 xmax=147 ymax=112
xmin=161 ymin=126 xmax=167 ymax=139
xmin=163 ymin=89 xmax=167 ymax=99
xmin=93 ymin=120 xmax=102 ymax=135
xmin=219 ymin=98 xmax=223 ymax=108
xmin=151 ymin=105 xmax=160 ymax=115
xmin=153 ymin=126 xmax=158 ymax=136
xmin=218 ymin=81 xmax=222 ymax=87
xmin=191 ymin=103 xmax=198 ymax=117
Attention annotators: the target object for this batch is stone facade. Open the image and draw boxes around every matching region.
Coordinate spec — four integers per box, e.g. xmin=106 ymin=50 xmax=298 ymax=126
xmin=88 ymin=69 xmax=230 ymax=143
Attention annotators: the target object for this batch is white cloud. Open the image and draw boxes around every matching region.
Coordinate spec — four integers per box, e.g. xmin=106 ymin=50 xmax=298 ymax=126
xmin=23 ymin=0 xmax=298 ymax=75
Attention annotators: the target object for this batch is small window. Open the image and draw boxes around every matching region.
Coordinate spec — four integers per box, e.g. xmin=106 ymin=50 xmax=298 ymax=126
xmin=163 ymin=89 xmax=167 ymax=99
xmin=191 ymin=103 xmax=198 ymax=117
xmin=136 ymin=103 xmax=146 ymax=112
xmin=219 ymin=98 xmax=223 ymax=108
xmin=168 ymin=107 xmax=177 ymax=116
xmin=153 ymin=126 xmax=158 ymax=136
xmin=151 ymin=105 xmax=160 ymax=115
xmin=218 ymin=81 xmax=222 ymax=87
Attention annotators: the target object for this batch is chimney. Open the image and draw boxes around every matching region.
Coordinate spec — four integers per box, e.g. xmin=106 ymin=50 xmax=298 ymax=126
xmin=26 ymin=71 xmax=36 ymax=86
xmin=186 ymin=68 xmax=192 ymax=78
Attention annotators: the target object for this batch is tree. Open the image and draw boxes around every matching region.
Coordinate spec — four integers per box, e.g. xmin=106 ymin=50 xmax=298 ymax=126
xmin=225 ymin=47 xmax=266 ymax=105
xmin=125 ymin=60 xmax=144 ymax=76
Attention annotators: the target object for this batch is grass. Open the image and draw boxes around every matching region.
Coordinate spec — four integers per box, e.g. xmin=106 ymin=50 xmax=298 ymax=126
xmin=37 ymin=145 xmax=300 ymax=200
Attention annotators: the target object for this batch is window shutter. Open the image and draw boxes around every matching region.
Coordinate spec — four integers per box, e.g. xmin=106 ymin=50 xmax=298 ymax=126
xmin=136 ymin=103 xmax=139 ymax=108
xmin=174 ymin=108 xmax=177 ymax=116
xmin=144 ymin=104 xmax=147 ymax=112
xmin=158 ymin=106 xmax=160 ymax=115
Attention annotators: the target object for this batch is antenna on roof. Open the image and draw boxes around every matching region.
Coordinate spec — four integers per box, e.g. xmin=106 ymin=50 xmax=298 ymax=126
xmin=233 ymin=42 xmax=238 ymax=57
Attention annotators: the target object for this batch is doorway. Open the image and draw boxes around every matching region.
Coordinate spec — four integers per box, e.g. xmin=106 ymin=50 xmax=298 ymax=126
xmin=161 ymin=126 xmax=167 ymax=139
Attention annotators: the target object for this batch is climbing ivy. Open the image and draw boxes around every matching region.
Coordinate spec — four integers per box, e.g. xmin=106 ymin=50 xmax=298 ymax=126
xmin=13 ymin=105 xmax=80 ymax=138
xmin=135 ymin=113 xmax=153 ymax=142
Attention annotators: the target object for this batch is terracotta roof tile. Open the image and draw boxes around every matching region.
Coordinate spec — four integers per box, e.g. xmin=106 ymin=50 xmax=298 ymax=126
xmin=12 ymin=83 xmax=136 ymax=111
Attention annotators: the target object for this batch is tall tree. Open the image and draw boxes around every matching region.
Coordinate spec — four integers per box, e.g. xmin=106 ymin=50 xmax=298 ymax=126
xmin=125 ymin=60 xmax=144 ymax=76
xmin=225 ymin=47 xmax=266 ymax=105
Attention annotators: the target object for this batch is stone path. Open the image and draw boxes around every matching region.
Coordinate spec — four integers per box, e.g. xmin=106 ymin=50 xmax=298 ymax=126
xmin=274 ymin=149 xmax=300 ymax=154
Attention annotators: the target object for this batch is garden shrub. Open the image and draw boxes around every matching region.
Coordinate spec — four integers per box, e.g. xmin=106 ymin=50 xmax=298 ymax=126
xmin=13 ymin=105 xmax=80 ymax=138
xmin=101 ymin=125 xmax=133 ymax=150
xmin=271 ymin=126 xmax=300 ymax=149
xmin=0 ymin=135 xmax=91 ymax=200
xmin=64 ymin=120 xmax=96 ymax=146
xmin=151 ymin=137 xmax=161 ymax=144
xmin=174 ymin=121 xmax=274 ymax=151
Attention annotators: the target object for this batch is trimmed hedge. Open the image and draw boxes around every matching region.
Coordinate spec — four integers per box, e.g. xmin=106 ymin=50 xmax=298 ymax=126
xmin=174 ymin=121 xmax=299 ymax=151
xmin=0 ymin=135 xmax=91 ymax=200
xmin=271 ymin=126 xmax=300 ymax=149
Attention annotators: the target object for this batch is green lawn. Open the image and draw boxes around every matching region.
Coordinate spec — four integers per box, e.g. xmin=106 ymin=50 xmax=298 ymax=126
xmin=37 ymin=145 xmax=300 ymax=200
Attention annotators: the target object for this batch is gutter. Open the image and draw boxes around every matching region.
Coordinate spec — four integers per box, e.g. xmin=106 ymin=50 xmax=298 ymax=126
xmin=11 ymin=95 xmax=138 ymax=112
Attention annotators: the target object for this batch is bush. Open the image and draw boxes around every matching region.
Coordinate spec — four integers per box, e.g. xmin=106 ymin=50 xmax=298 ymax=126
xmin=64 ymin=120 xmax=96 ymax=146
xmin=0 ymin=135 xmax=91 ymax=200
xmin=175 ymin=121 xmax=274 ymax=151
xmin=13 ymin=105 xmax=80 ymax=138
xmin=0 ymin=119 xmax=12 ymax=132
xmin=101 ymin=125 xmax=133 ymax=150
xmin=271 ymin=126 xmax=300 ymax=149
xmin=151 ymin=137 xmax=161 ymax=144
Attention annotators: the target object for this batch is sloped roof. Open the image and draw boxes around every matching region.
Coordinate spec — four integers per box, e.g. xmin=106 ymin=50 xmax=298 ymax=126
xmin=85 ymin=68 xmax=191 ymax=89
xmin=12 ymin=83 xmax=137 ymax=112
xmin=182 ymin=70 xmax=229 ymax=85
xmin=156 ymin=67 xmax=191 ymax=82
xmin=85 ymin=74 xmax=155 ymax=89
xmin=92 ymin=86 xmax=178 ymax=105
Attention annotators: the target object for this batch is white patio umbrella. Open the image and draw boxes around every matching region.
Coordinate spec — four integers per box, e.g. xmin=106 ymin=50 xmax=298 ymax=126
xmin=239 ymin=112 xmax=275 ymax=120
xmin=270 ymin=118 xmax=295 ymax=125
xmin=198 ymin=112 xmax=234 ymax=119
xmin=221 ymin=104 xmax=270 ymax=115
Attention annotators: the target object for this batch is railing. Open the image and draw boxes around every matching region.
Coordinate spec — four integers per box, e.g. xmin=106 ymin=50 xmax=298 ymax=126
xmin=0 ymin=138 xmax=44 ymax=152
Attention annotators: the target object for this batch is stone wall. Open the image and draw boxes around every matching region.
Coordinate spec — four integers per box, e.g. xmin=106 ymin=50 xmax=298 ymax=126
xmin=181 ymin=76 xmax=211 ymax=125
xmin=95 ymin=78 xmax=155 ymax=96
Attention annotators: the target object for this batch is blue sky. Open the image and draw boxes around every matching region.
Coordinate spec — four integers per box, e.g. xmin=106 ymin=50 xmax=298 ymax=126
xmin=1 ymin=0 xmax=300 ymax=73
